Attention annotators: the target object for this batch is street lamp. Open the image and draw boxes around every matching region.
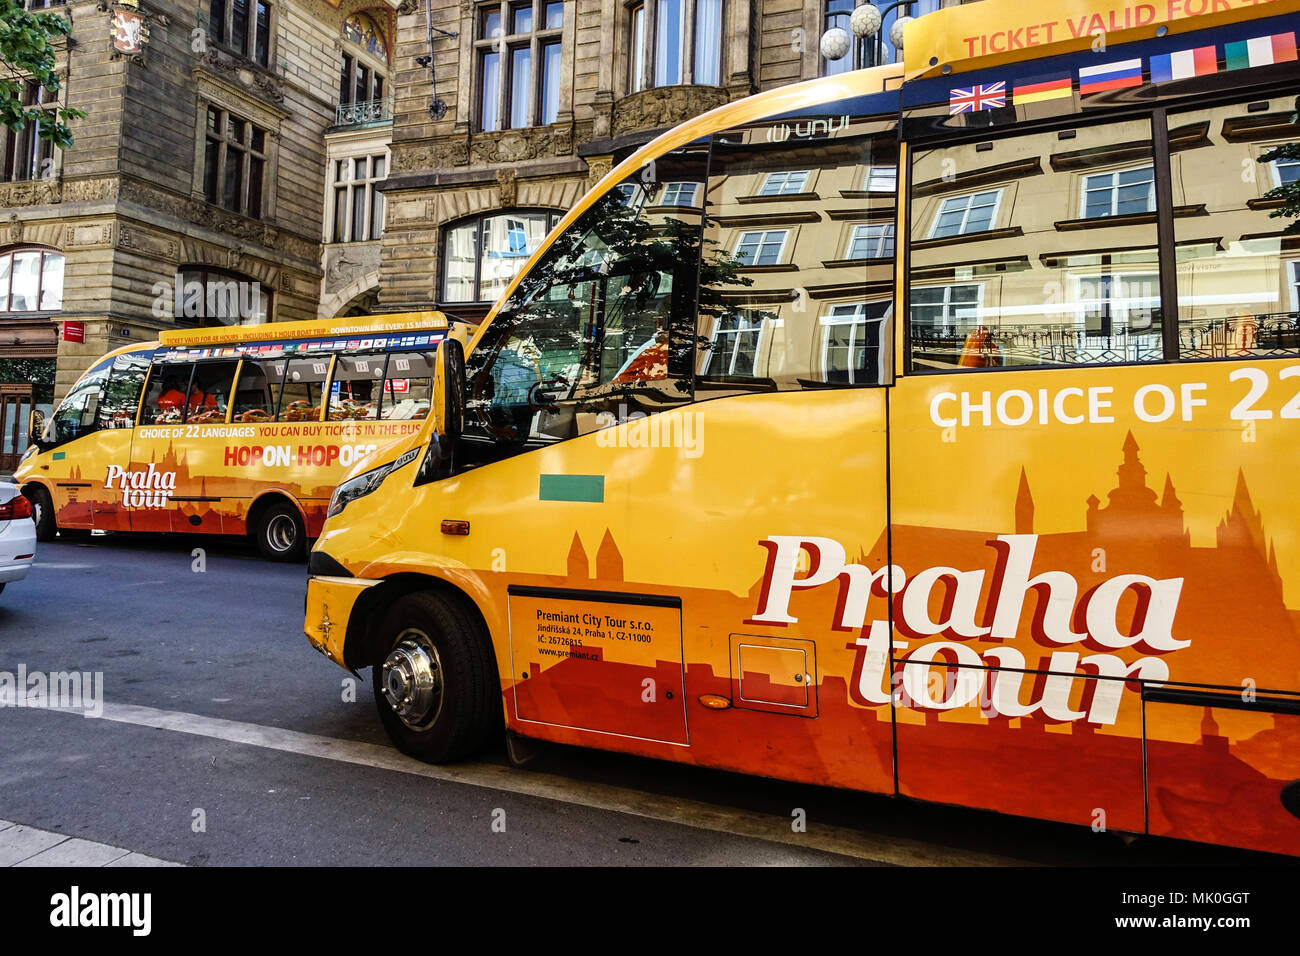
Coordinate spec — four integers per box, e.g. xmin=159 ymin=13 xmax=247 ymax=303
xmin=819 ymin=1 xmax=917 ymax=71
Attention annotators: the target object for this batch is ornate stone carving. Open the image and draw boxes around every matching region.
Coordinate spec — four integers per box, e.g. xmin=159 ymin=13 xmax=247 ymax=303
xmin=468 ymin=125 xmax=575 ymax=166
xmin=585 ymin=156 xmax=613 ymax=187
xmin=0 ymin=179 xmax=61 ymax=207
xmin=63 ymin=223 xmax=114 ymax=247
xmin=7 ymin=214 xmax=21 ymax=244
xmin=61 ymin=178 xmax=119 ymax=203
xmin=495 ymin=168 xmax=517 ymax=207
xmin=117 ymin=223 xmax=179 ymax=260
xmin=228 ymin=245 xmax=244 ymax=270
xmin=395 ymin=0 xmax=418 ymax=13
xmin=611 ymin=86 xmax=730 ymax=138
xmin=324 ymin=244 xmax=380 ymax=292
xmin=200 ymin=47 xmax=285 ymax=105
xmin=391 ymin=137 xmax=470 ymax=172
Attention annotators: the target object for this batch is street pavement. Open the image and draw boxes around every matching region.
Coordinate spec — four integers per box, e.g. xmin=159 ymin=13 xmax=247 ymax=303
xmin=0 ymin=533 xmax=1284 ymax=866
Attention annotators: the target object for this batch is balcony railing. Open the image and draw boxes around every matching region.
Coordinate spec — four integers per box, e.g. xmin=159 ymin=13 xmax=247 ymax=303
xmin=335 ymin=98 xmax=391 ymax=128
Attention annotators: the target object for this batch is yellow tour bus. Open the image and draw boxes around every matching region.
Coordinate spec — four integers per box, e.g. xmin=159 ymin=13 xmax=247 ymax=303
xmin=13 ymin=312 xmax=454 ymax=560
xmin=304 ymin=0 xmax=1300 ymax=855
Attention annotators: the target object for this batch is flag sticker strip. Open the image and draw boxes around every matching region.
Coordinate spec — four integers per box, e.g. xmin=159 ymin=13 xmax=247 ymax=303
xmin=1012 ymin=74 xmax=1072 ymax=105
xmin=1078 ymin=58 xmax=1143 ymax=95
xmin=949 ymin=81 xmax=1007 ymax=114
xmin=1225 ymin=32 xmax=1297 ymax=71
xmin=1150 ymin=45 xmax=1218 ymax=83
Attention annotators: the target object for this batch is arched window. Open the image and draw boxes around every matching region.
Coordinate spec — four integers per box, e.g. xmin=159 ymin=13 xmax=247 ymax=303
xmin=441 ymin=210 xmax=563 ymax=305
xmin=626 ymin=0 xmax=722 ymax=93
xmin=172 ymin=266 xmax=270 ymax=327
xmin=339 ymin=11 xmax=391 ymax=124
xmin=0 ymin=247 xmax=64 ymax=313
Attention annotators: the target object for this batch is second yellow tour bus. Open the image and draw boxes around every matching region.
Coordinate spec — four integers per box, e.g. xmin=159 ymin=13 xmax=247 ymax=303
xmin=305 ymin=0 xmax=1300 ymax=855
xmin=14 ymin=312 xmax=453 ymax=559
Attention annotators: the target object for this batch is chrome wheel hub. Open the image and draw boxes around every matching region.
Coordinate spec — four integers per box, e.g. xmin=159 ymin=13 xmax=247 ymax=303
xmin=266 ymin=514 xmax=297 ymax=552
xmin=381 ymin=631 xmax=443 ymax=729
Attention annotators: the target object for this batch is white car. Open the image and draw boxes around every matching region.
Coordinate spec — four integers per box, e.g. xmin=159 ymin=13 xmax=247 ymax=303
xmin=0 ymin=482 xmax=36 ymax=596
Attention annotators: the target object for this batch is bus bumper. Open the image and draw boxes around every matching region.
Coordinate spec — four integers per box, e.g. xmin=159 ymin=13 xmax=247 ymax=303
xmin=304 ymin=575 xmax=378 ymax=669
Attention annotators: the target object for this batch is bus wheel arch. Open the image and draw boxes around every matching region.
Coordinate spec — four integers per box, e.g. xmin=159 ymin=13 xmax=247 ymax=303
xmin=22 ymin=483 xmax=56 ymax=542
xmin=350 ymin=575 xmax=502 ymax=763
xmin=247 ymin=492 xmax=307 ymax=562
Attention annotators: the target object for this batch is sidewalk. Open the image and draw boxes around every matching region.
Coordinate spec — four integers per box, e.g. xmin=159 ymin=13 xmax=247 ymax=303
xmin=0 ymin=820 xmax=181 ymax=867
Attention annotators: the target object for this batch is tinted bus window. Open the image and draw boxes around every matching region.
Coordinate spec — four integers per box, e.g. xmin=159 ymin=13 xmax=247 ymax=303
xmin=381 ymin=352 xmax=434 ymax=420
xmin=187 ymin=360 xmax=239 ymax=423
xmin=97 ymin=352 xmax=150 ymax=429
xmin=697 ymin=113 xmax=897 ymax=392
xmin=232 ymin=359 xmax=285 ymax=423
xmin=328 ymin=355 xmax=384 ymax=420
xmin=908 ymin=117 xmax=1162 ymax=370
xmin=142 ymin=363 xmax=194 ymax=424
xmin=48 ymin=357 xmax=112 ymax=443
xmin=278 ymin=356 xmax=331 ymax=421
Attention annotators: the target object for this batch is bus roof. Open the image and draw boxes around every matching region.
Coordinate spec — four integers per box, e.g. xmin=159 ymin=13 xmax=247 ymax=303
xmin=158 ymin=310 xmax=449 ymax=349
xmin=904 ymin=0 xmax=1300 ymax=78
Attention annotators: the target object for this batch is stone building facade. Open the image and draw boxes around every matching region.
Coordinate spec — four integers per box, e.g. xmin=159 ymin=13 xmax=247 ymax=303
xmin=378 ymin=0 xmax=955 ymax=322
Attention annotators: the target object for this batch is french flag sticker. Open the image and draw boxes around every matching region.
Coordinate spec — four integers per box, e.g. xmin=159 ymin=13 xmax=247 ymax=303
xmin=1150 ymin=45 xmax=1218 ymax=83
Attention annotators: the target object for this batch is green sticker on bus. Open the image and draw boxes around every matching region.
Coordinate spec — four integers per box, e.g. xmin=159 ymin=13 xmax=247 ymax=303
xmin=52 ymin=452 xmax=66 ymax=461
xmin=539 ymin=474 xmax=604 ymax=503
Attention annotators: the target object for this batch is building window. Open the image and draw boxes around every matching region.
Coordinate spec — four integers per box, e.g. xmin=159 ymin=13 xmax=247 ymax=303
xmin=703 ymin=312 xmax=762 ymax=376
xmin=847 ymin=223 xmax=894 ymax=260
xmin=174 ymin=266 xmax=269 ymax=326
xmin=203 ymin=107 xmax=268 ymax=219
xmin=1077 ymin=272 xmax=1159 ymax=335
xmin=1 ymin=82 xmax=56 ymax=184
xmin=864 ymin=165 xmax=897 ymax=193
xmin=909 ymin=283 xmax=984 ymax=332
xmin=208 ymin=0 xmax=272 ymax=67
xmin=658 ymin=181 xmax=700 ymax=206
xmin=758 ymin=171 xmax=810 ymax=196
xmin=929 ymin=190 xmax=1001 ymax=239
xmin=1082 ymin=166 xmax=1155 ymax=218
xmin=823 ymin=302 xmax=888 ymax=384
xmin=734 ymin=229 xmax=788 ymax=266
xmin=0 ymin=248 xmax=64 ymax=313
xmin=338 ymin=13 xmax=391 ymax=127
xmin=331 ymin=155 xmax=387 ymax=243
xmin=627 ymin=0 xmax=723 ymax=93
xmin=476 ymin=1 xmax=564 ymax=132
xmin=1272 ymin=156 xmax=1300 ymax=187
xmin=441 ymin=210 xmax=562 ymax=304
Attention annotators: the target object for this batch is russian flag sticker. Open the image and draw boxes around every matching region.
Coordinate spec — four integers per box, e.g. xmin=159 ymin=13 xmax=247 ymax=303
xmin=1078 ymin=58 xmax=1144 ymax=95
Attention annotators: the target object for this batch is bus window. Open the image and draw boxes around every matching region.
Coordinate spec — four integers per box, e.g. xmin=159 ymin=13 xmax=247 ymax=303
xmin=47 ymin=357 xmax=113 ymax=444
xmin=464 ymin=141 xmax=707 ymax=448
xmin=696 ymin=112 xmax=898 ymax=392
xmin=908 ymin=117 xmax=1162 ymax=370
xmin=96 ymin=352 xmax=150 ymax=429
xmin=328 ymin=355 xmax=384 ymax=420
xmin=278 ymin=356 xmax=331 ymax=421
xmin=381 ymin=352 xmax=433 ymax=420
xmin=186 ymin=360 xmax=239 ymax=423
xmin=232 ymin=359 xmax=285 ymax=423
xmin=141 ymin=363 xmax=194 ymax=425
xmin=1170 ymin=98 xmax=1300 ymax=358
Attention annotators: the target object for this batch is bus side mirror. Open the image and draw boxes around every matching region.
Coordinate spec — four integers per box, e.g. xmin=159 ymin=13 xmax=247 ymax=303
xmin=28 ymin=409 xmax=45 ymax=447
xmin=433 ymin=337 xmax=465 ymax=446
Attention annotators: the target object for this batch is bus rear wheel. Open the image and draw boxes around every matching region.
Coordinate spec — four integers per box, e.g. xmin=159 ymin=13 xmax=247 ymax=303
xmin=372 ymin=591 xmax=497 ymax=763
xmin=25 ymin=486 xmax=56 ymax=542
xmin=253 ymin=501 xmax=306 ymax=562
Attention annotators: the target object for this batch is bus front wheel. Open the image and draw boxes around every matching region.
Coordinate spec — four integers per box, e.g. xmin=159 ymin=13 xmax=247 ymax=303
xmin=25 ymin=486 xmax=56 ymax=542
xmin=372 ymin=591 xmax=496 ymax=763
xmin=253 ymin=501 xmax=306 ymax=562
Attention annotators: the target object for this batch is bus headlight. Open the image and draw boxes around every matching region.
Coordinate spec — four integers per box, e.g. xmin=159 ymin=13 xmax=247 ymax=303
xmin=327 ymin=446 xmax=422 ymax=519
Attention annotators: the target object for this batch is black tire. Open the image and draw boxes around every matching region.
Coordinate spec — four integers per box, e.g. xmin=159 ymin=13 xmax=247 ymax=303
xmin=372 ymin=591 xmax=498 ymax=763
xmin=25 ymin=485 xmax=56 ymax=542
xmin=253 ymin=501 xmax=306 ymax=561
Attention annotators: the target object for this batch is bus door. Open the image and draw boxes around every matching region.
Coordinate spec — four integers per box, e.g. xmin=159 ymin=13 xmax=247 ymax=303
xmin=463 ymin=144 xmax=715 ymax=750
xmin=889 ymin=88 xmax=1161 ymax=833
xmin=40 ymin=355 xmax=115 ymax=530
xmin=132 ymin=355 xmax=241 ymax=533
xmin=90 ymin=351 xmax=150 ymax=532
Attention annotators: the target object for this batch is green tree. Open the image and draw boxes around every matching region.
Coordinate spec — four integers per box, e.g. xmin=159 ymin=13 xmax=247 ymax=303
xmin=1258 ymin=96 xmax=1300 ymax=236
xmin=0 ymin=0 xmax=84 ymax=150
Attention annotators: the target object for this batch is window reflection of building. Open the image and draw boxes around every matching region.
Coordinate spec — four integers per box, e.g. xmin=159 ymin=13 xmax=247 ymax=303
xmin=909 ymin=117 xmax=1162 ymax=369
xmin=441 ymin=210 xmax=563 ymax=307
xmin=696 ymin=113 xmax=898 ymax=391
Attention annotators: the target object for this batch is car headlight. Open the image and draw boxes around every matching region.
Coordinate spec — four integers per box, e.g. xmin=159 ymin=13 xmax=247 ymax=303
xmin=327 ymin=446 xmax=421 ymax=519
